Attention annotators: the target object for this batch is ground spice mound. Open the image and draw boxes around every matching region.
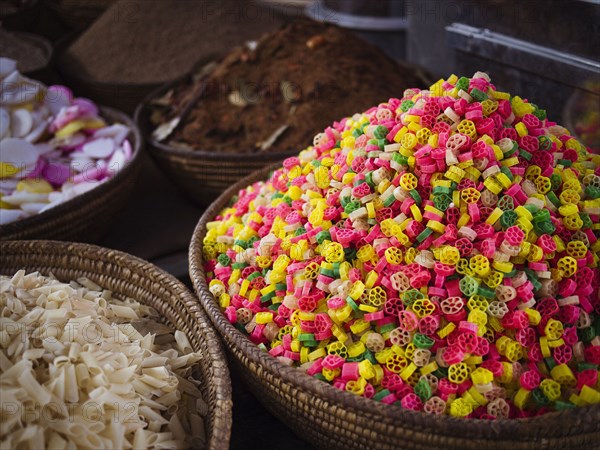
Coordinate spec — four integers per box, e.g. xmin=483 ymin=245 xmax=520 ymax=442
xmin=61 ymin=0 xmax=281 ymax=84
xmin=162 ymin=20 xmax=426 ymax=154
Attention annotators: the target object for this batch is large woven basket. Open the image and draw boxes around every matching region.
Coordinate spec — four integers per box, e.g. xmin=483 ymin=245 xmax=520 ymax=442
xmin=0 ymin=240 xmax=232 ymax=450
xmin=134 ymin=79 xmax=294 ymax=207
xmin=189 ymin=164 xmax=600 ymax=450
xmin=0 ymin=106 xmax=143 ymax=242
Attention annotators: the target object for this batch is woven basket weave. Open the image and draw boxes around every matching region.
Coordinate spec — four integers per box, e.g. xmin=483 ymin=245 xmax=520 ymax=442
xmin=189 ymin=164 xmax=600 ymax=450
xmin=0 ymin=240 xmax=232 ymax=450
xmin=0 ymin=107 xmax=143 ymax=242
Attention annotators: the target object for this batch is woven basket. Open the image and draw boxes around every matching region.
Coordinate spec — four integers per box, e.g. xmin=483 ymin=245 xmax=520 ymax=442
xmin=0 ymin=107 xmax=143 ymax=242
xmin=189 ymin=164 xmax=600 ymax=450
xmin=0 ymin=240 xmax=232 ymax=450
xmin=134 ymin=79 xmax=294 ymax=207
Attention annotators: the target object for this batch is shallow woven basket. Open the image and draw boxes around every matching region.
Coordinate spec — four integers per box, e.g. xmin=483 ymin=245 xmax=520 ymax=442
xmin=134 ymin=79 xmax=295 ymax=207
xmin=0 ymin=240 xmax=232 ymax=450
xmin=0 ymin=106 xmax=143 ymax=242
xmin=189 ymin=164 xmax=600 ymax=450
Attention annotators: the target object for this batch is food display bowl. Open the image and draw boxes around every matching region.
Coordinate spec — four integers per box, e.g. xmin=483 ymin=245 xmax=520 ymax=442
xmin=0 ymin=240 xmax=233 ymax=449
xmin=189 ymin=164 xmax=600 ymax=450
xmin=0 ymin=106 xmax=143 ymax=242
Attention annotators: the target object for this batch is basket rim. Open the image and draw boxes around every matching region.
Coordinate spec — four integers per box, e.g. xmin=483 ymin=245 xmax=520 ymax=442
xmin=0 ymin=239 xmax=233 ymax=450
xmin=10 ymin=31 xmax=53 ymax=73
xmin=134 ymin=75 xmax=298 ymax=161
xmin=189 ymin=162 xmax=600 ymax=441
xmin=0 ymin=105 xmax=143 ymax=238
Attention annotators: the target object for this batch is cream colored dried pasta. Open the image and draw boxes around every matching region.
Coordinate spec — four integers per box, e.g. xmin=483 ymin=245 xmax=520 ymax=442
xmin=0 ymin=270 xmax=207 ymax=450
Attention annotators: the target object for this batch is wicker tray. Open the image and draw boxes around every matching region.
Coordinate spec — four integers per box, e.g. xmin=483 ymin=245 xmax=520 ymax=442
xmin=134 ymin=78 xmax=295 ymax=207
xmin=0 ymin=106 xmax=143 ymax=242
xmin=0 ymin=240 xmax=232 ymax=450
xmin=189 ymin=164 xmax=600 ymax=450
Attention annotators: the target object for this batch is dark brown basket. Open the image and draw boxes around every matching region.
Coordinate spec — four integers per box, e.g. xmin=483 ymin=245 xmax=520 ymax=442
xmin=0 ymin=106 xmax=143 ymax=242
xmin=189 ymin=164 xmax=600 ymax=450
xmin=0 ymin=240 xmax=232 ymax=450
xmin=134 ymin=79 xmax=295 ymax=207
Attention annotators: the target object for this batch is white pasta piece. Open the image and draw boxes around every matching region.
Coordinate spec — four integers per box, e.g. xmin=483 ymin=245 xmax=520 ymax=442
xmin=18 ymin=369 xmax=52 ymax=404
xmin=140 ymin=356 xmax=169 ymax=368
xmin=132 ymin=428 xmax=147 ymax=450
xmin=7 ymin=332 xmax=25 ymax=357
xmin=64 ymin=364 xmax=79 ymax=403
xmin=101 ymin=423 xmax=125 ymax=450
xmin=158 ymin=389 xmax=181 ymax=407
xmin=47 ymin=290 xmax=69 ymax=303
xmin=118 ymin=323 xmax=144 ymax=341
xmin=9 ymin=270 xmax=25 ymax=286
xmin=140 ymin=332 xmax=155 ymax=350
xmin=107 ymin=365 xmax=137 ymax=384
xmin=0 ymin=350 xmax=13 ymax=372
xmin=142 ymin=366 xmax=170 ymax=380
xmin=148 ymin=421 xmax=163 ymax=433
xmin=42 ymin=337 xmax=65 ymax=354
xmin=49 ymin=367 xmax=65 ymax=400
xmin=140 ymin=395 xmax=168 ymax=411
xmin=110 ymin=304 xmax=139 ymax=320
xmin=68 ymin=342 xmax=81 ymax=361
xmin=47 ymin=432 xmax=67 ymax=450
xmin=171 ymin=353 xmax=202 ymax=370
xmin=19 ymin=308 xmax=44 ymax=326
xmin=174 ymin=375 xmax=202 ymax=397
xmin=78 ymin=351 xmax=101 ymax=375
xmin=74 ymin=363 xmax=90 ymax=389
xmin=131 ymin=378 xmax=155 ymax=396
xmin=174 ymin=330 xmax=193 ymax=355
xmin=90 ymin=372 xmax=109 ymax=388
xmin=139 ymin=373 xmax=169 ymax=389
xmin=76 ymin=277 xmax=101 ymax=291
xmin=0 ymin=331 xmax=10 ymax=350
xmin=139 ymin=405 xmax=169 ymax=425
